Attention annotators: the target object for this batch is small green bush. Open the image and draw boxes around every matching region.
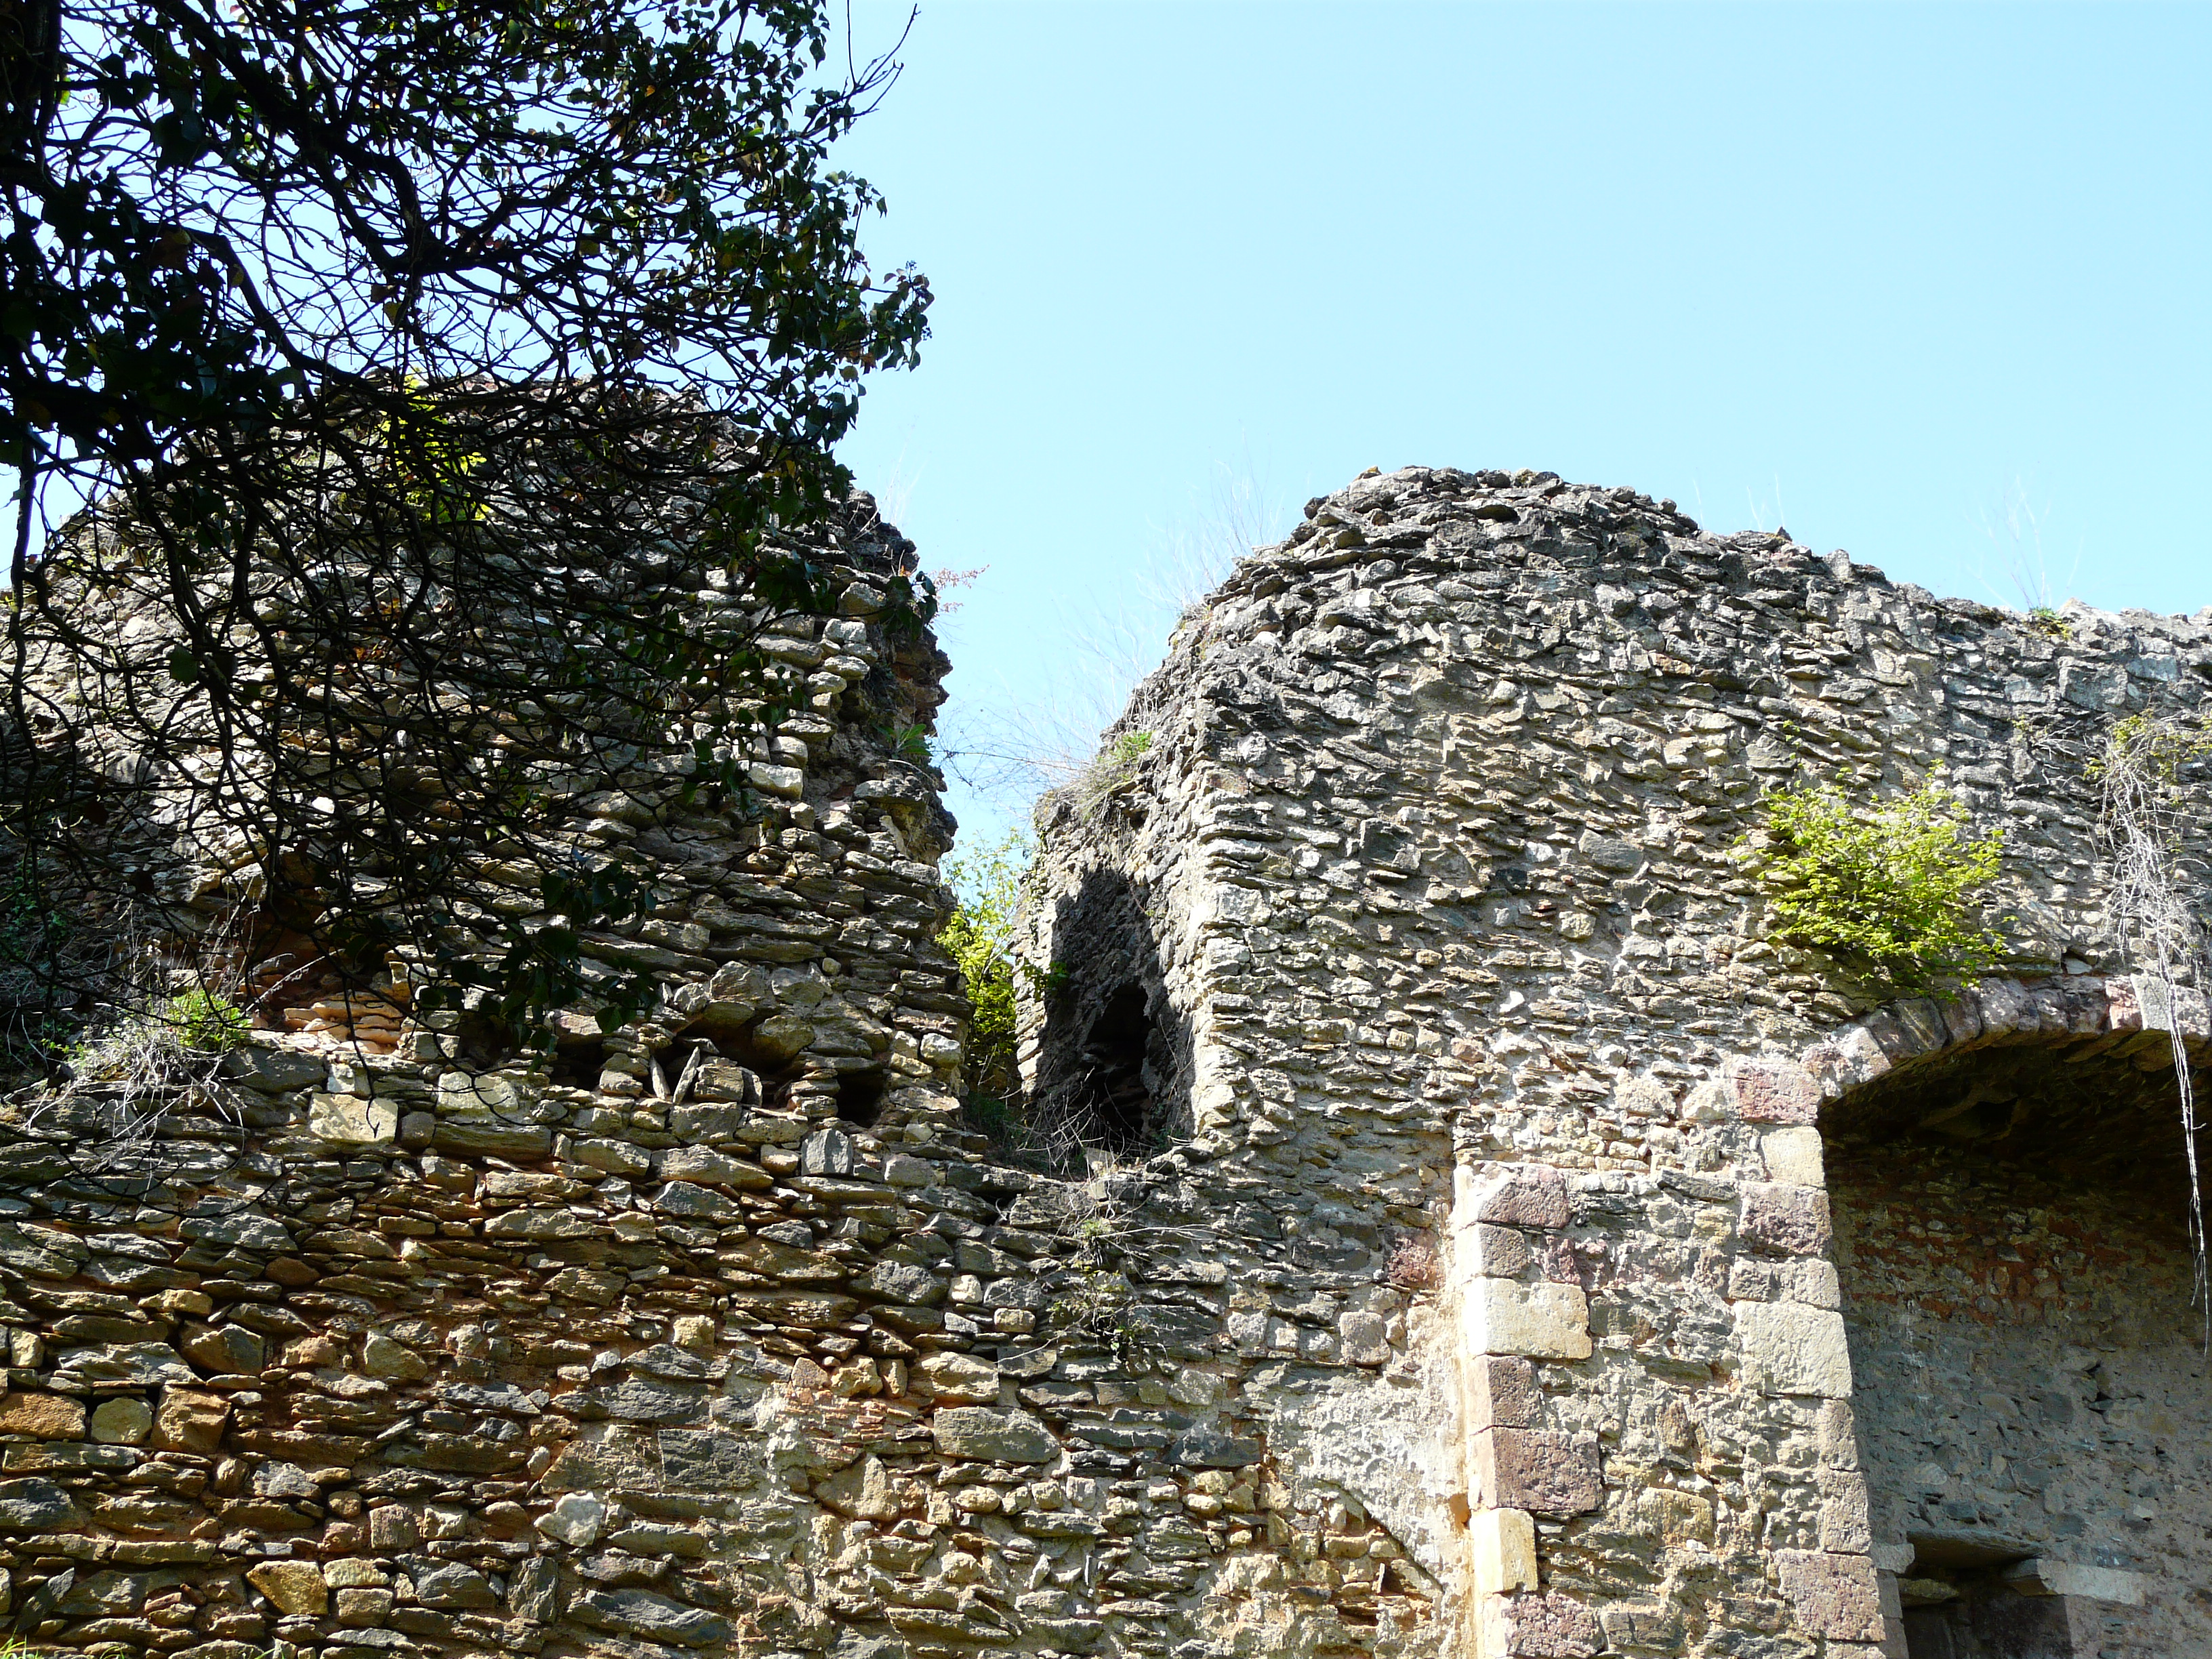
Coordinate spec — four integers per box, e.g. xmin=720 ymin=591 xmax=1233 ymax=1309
xmin=880 ymin=721 xmax=933 ymax=763
xmin=1742 ymin=775 xmax=2007 ymax=994
xmin=937 ymin=832 xmax=1029 ymax=1099
xmin=169 ymin=988 xmax=250 ymax=1052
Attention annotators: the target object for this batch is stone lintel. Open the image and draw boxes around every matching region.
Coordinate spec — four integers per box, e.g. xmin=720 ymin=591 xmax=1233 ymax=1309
xmin=2000 ymin=1557 xmax=2146 ymax=1605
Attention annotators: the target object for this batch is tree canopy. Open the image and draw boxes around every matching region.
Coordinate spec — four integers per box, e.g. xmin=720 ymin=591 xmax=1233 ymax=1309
xmin=0 ymin=0 xmax=933 ymax=1069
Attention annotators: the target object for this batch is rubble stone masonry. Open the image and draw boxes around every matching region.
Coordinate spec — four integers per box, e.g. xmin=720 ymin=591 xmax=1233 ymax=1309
xmin=0 ymin=470 xmax=2207 ymax=1659
xmin=1017 ymin=468 xmax=2212 ymax=1659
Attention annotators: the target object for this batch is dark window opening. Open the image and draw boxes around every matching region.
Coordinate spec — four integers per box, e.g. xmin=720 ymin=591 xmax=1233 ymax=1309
xmin=1898 ymin=1542 xmax=2082 ymax=1659
xmin=1073 ymin=983 xmax=1153 ymax=1155
xmin=836 ymin=1067 xmax=887 ymax=1128
xmin=548 ymin=1033 xmax=607 ymax=1090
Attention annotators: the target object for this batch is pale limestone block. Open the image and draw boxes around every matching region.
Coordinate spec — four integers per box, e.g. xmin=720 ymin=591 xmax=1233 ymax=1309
xmin=1818 ymin=1467 xmax=1872 ymax=1552
xmin=1782 ymin=1259 xmax=1841 ymax=1310
xmin=1470 ymin=1507 xmax=1536 ymax=1597
xmin=746 ymin=761 xmax=804 ymax=798
xmin=1465 ymin=1279 xmax=1591 ymax=1361
xmin=248 ymin=1560 xmax=329 ymax=1618
xmin=1761 ymin=1126 xmax=1826 ymax=1188
xmin=307 ymin=1092 xmax=397 ymax=1146
xmin=1734 ymin=1301 xmax=1853 ymax=1397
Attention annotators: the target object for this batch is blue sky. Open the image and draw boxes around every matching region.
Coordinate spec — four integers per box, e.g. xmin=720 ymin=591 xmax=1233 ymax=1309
xmin=829 ymin=2 xmax=2212 ymax=840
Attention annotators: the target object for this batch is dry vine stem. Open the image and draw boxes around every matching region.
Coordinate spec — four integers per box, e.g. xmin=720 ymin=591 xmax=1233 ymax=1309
xmin=2095 ymin=712 xmax=2212 ymax=1343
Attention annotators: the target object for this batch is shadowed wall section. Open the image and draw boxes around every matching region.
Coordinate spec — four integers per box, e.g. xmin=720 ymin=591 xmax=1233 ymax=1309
xmin=1826 ymin=1038 xmax=2212 ymax=1657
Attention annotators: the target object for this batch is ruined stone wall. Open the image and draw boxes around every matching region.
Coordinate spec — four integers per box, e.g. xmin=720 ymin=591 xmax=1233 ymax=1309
xmin=0 ymin=494 xmax=1190 ymax=1659
xmin=1017 ymin=467 xmax=2212 ymax=1658
xmin=3 ymin=460 xmax=2209 ymax=1659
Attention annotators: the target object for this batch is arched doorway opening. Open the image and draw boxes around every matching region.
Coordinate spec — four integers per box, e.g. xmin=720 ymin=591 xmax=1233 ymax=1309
xmin=1824 ymin=1028 xmax=2212 ymax=1657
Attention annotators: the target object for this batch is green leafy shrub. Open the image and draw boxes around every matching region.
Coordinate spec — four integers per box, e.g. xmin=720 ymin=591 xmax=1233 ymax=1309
xmin=169 ymin=989 xmax=250 ymax=1052
xmin=937 ymin=833 xmax=1030 ymax=1101
xmin=1742 ymin=775 xmax=2007 ymax=994
xmin=1048 ymin=1263 xmax=1145 ymax=1362
xmin=880 ymin=722 xmax=934 ymax=763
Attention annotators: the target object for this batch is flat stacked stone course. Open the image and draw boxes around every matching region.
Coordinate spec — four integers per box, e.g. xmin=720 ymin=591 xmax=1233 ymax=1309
xmin=1017 ymin=467 xmax=2212 ymax=1657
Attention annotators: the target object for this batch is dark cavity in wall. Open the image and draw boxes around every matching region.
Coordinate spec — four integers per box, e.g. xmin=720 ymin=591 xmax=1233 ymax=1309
xmin=836 ymin=1065 xmax=888 ymax=1128
xmin=1074 ymin=984 xmax=1153 ymax=1154
xmin=1029 ymin=865 xmax=1194 ymax=1172
xmin=1824 ymin=1034 xmax=2212 ymax=1657
xmin=548 ymin=1031 xmax=608 ymax=1090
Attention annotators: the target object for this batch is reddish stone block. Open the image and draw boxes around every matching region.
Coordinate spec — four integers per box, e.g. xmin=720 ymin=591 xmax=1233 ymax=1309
xmin=1724 ymin=1059 xmax=1820 ymax=1124
xmin=1483 ymin=1591 xmax=1602 ymax=1658
xmin=1466 ymin=1355 xmax=1538 ymax=1431
xmin=1471 ymin=1428 xmax=1601 ymax=1516
xmin=2106 ymin=976 xmax=2142 ymax=1032
xmin=1740 ymin=1182 xmax=1833 ymax=1256
xmin=1469 ymin=1165 xmax=1570 ymax=1229
xmin=1776 ymin=1549 xmax=1885 ymax=1642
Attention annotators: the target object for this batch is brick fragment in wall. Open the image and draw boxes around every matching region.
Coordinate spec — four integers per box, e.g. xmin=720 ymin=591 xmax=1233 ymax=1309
xmin=1480 ymin=1590 xmax=1603 ymax=1658
xmin=1725 ymin=1059 xmax=1822 ymax=1123
xmin=1460 ymin=1162 xmax=1570 ymax=1229
xmin=1466 ymin=1221 xmax=1532 ymax=1277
